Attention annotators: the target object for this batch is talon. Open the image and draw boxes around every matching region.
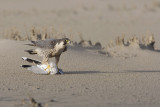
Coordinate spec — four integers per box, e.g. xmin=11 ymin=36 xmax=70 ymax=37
xmin=45 ymin=64 xmax=51 ymax=74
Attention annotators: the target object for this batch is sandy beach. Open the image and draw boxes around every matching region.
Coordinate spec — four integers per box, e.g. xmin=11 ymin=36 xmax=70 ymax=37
xmin=0 ymin=0 xmax=160 ymax=107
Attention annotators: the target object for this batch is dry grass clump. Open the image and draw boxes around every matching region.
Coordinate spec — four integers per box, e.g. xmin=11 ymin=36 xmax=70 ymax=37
xmin=3 ymin=27 xmax=22 ymax=40
xmin=144 ymin=1 xmax=160 ymax=12
xmin=107 ymin=35 xmax=155 ymax=50
xmin=102 ymin=35 xmax=156 ymax=58
xmin=10 ymin=28 xmax=22 ymax=40
xmin=127 ymin=36 xmax=140 ymax=48
xmin=152 ymin=1 xmax=160 ymax=8
xmin=21 ymin=95 xmax=51 ymax=107
xmin=2 ymin=26 xmax=70 ymax=41
xmin=1 ymin=26 xmax=157 ymax=58
xmin=141 ymin=34 xmax=155 ymax=50
xmin=107 ymin=4 xmax=137 ymax=12
xmin=71 ymin=34 xmax=156 ymax=58
xmin=78 ymin=33 xmax=93 ymax=47
xmin=71 ymin=33 xmax=102 ymax=49
xmin=115 ymin=34 xmax=125 ymax=46
xmin=30 ymin=26 xmax=48 ymax=41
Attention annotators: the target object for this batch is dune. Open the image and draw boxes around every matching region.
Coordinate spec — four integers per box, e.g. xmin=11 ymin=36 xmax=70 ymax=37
xmin=0 ymin=39 xmax=160 ymax=107
xmin=1 ymin=0 xmax=160 ymax=45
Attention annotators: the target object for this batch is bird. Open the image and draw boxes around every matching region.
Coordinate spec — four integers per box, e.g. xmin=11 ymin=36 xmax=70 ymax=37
xmin=25 ymin=38 xmax=70 ymax=71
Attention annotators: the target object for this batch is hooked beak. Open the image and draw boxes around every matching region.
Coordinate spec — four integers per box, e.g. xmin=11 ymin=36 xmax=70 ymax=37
xmin=66 ymin=39 xmax=71 ymax=44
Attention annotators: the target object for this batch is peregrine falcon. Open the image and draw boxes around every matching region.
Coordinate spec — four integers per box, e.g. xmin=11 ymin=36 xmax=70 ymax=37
xmin=25 ymin=38 xmax=70 ymax=70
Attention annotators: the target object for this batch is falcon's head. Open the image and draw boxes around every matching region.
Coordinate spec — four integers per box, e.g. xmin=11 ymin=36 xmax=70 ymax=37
xmin=56 ymin=38 xmax=71 ymax=49
xmin=61 ymin=38 xmax=71 ymax=45
xmin=56 ymin=38 xmax=70 ymax=52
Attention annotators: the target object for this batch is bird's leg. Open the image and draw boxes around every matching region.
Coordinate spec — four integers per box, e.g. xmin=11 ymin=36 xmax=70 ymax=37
xmin=41 ymin=57 xmax=51 ymax=74
xmin=55 ymin=55 xmax=60 ymax=71
xmin=42 ymin=57 xmax=49 ymax=65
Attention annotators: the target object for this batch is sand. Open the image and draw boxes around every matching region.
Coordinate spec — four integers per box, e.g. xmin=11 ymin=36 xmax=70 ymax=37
xmin=0 ymin=40 xmax=159 ymax=107
xmin=0 ymin=0 xmax=160 ymax=107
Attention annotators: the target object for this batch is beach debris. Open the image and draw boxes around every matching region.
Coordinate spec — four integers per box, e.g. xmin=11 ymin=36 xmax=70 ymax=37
xmin=22 ymin=95 xmax=50 ymax=107
xmin=29 ymin=96 xmax=42 ymax=107
xmin=21 ymin=57 xmax=64 ymax=75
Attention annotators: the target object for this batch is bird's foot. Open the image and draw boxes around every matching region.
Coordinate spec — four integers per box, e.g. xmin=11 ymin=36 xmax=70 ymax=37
xmin=56 ymin=68 xmax=64 ymax=75
xmin=44 ymin=64 xmax=51 ymax=74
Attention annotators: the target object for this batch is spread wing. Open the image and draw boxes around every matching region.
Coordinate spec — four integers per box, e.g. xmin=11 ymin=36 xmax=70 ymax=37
xmin=31 ymin=39 xmax=57 ymax=49
xmin=21 ymin=65 xmax=49 ymax=74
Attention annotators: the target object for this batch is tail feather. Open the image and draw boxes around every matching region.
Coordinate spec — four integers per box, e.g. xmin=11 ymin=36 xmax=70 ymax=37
xmin=24 ymin=41 xmax=36 ymax=46
xmin=24 ymin=44 xmax=35 ymax=46
xmin=31 ymin=41 xmax=36 ymax=44
xmin=22 ymin=57 xmax=41 ymax=64
xmin=25 ymin=49 xmax=37 ymax=54
xmin=21 ymin=65 xmax=32 ymax=68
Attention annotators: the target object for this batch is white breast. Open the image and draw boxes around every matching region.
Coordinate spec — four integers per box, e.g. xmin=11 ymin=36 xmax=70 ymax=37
xmin=54 ymin=42 xmax=65 ymax=54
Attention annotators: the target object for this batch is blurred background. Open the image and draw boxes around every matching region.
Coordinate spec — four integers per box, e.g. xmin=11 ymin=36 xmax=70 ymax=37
xmin=0 ymin=0 xmax=160 ymax=47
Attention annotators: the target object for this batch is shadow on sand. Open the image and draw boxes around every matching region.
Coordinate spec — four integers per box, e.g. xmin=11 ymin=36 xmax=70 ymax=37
xmin=128 ymin=70 xmax=160 ymax=73
xmin=0 ymin=97 xmax=17 ymax=101
xmin=63 ymin=70 xmax=160 ymax=75
xmin=65 ymin=71 xmax=106 ymax=75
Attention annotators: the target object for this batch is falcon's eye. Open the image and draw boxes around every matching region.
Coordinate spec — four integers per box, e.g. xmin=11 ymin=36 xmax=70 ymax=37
xmin=65 ymin=40 xmax=70 ymax=43
xmin=63 ymin=40 xmax=67 ymax=45
xmin=63 ymin=39 xmax=70 ymax=45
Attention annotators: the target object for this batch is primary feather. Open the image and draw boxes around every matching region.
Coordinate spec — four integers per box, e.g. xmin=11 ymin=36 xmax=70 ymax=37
xmin=31 ymin=39 xmax=57 ymax=49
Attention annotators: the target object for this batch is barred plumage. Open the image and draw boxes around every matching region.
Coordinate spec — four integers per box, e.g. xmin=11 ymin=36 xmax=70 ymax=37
xmin=25 ymin=38 xmax=70 ymax=70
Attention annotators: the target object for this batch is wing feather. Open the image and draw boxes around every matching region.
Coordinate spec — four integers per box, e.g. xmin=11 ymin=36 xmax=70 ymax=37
xmin=31 ymin=39 xmax=57 ymax=49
